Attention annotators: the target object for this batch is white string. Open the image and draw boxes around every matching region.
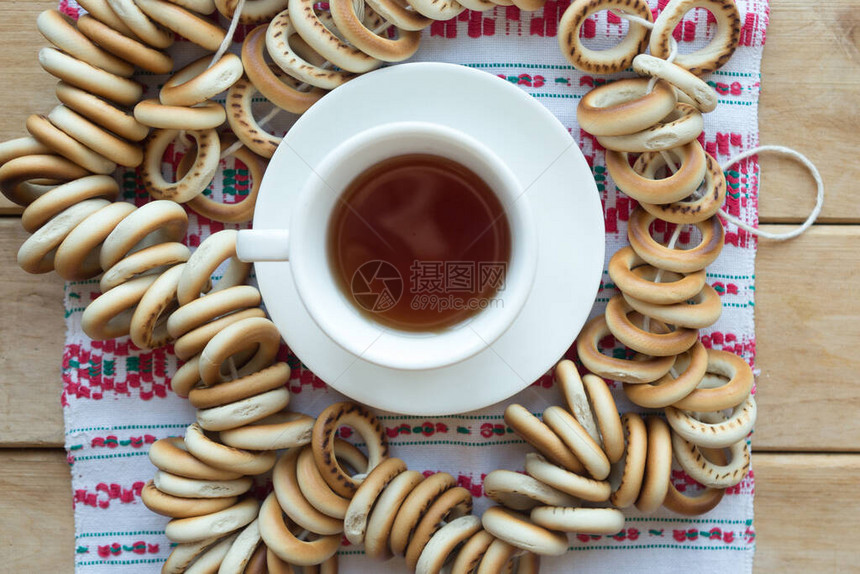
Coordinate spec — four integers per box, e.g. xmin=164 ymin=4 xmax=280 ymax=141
xmin=718 ymin=146 xmax=824 ymax=241
xmin=209 ymin=0 xmax=247 ymax=68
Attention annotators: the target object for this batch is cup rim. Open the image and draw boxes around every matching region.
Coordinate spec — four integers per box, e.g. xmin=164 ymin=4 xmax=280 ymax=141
xmin=288 ymin=121 xmax=538 ymax=370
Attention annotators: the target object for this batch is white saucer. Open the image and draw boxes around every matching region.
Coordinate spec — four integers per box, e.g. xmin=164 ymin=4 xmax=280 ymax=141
xmin=253 ymin=62 xmax=604 ymax=415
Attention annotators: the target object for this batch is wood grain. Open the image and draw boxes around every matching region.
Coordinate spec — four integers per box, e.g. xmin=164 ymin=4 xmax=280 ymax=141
xmin=754 ymin=454 xmax=860 ymax=573
xmin=759 ymin=0 xmax=860 ymax=223
xmin=0 ymin=1 xmax=62 ymax=214
xmin=0 ymin=450 xmax=74 ymax=573
xmin=0 ymin=218 xmax=65 ymax=447
xmin=754 ymin=225 xmax=860 ymax=451
xmin=1 ymin=450 xmax=857 ymax=573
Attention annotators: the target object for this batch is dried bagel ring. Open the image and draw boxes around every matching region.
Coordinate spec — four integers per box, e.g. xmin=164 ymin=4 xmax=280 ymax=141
xmin=185 ymin=422 xmax=277 ymax=475
xmin=181 ymin=533 xmax=239 ymax=570
xmin=242 ymin=24 xmax=327 ymax=113
xmin=76 ymin=14 xmax=174 ymax=74
xmin=56 ymin=83 xmax=149 ymax=142
xmin=183 ymin=137 xmax=265 ymax=223
xmin=667 ymin=393 xmax=757 ymax=449
xmin=22 ymin=174 xmax=118 ymax=233
xmin=405 ymin=0 xmax=465 ymax=22
xmin=578 ymin=78 xmax=676 ymax=137
xmin=163 ymin=536 xmax=223 ymax=574
xmin=554 ymin=359 xmax=599 ymax=443
xmin=476 ymin=538 xmax=518 ymax=574
xmin=0 ymin=154 xmax=88 ymax=207
xmin=633 ymin=54 xmax=718 ymax=112
xmin=650 ymin=0 xmax=741 ymax=76
xmin=623 ymin=283 xmax=722 ymax=330
xmin=129 ymin=263 xmax=186 ymax=348
xmin=0 ymin=136 xmax=51 ymax=166
xmin=177 ymin=229 xmax=250 ymax=305
xmin=365 ymin=0 xmax=432 ymax=30
xmin=170 ymin=0 xmax=217 ymax=13
xmin=416 ymin=515 xmax=483 ymax=574
xmin=330 ymin=0 xmax=421 ymax=62
xmin=189 ymin=362 xmax=289 ymax=409
xmin=26 ymin=114 xmax=116 ymax=174
xmin=36 ymin=9 xmax=134 ymax=77
xmin=364 ymin=470 xmax=425 ymax=560
xmin=220 ymin=411 xmax=314 ymax=451
xmin=168 ymin=285 xmax=262 ymax=338
xmin=166 ymin=497 xmax=259 ymax=543
xmin=48 ymin=105 xmax=143 ymax=167
xmin=259 ymin=492 xmax=341 ymax=566
xmin=638 ymin=150 xmax=727 ymax=224
xmin=134 ymin=99 xmax=226 ymax=130
xmin=530 ymin=507 xmax=625 ymax=535
xmin=672 ymin=418 xmax=750 ymax=488
xmin=215 ymin=0 xmax=289 ymax=24
xmin=149 ymin=437 xmax=243 ymax=481
xmin=196 ymin=387 xmax=291 ymax=431
xmin=174 ymin=308 xmax=266 ymax=361
xmin=219 ymin=520 xmax=263 ymax=573
xmin=635 ymin=416 xmax=673 ymax=513
xmin=55 ymin=202 xmax=135 ymax=281
xmin=558 ymin=0 xmax=653 ymax=74
xmin=160 ymin=54 xmax=244 ymax=107
xmin=576 ymin=315 xmax=675 ymax=384
xmin=450 ymin=529 xmax=495 ymax=574
xmin=135 ymin=0 xmax=226 ymax=51
xmin=79 ymin=275 xmax=158 ymax=339
xmin=226 ymin=77 xmax=281 ymax=158
xmin=481 ymin=506 xmax=568 ymax=557
xmin=18 ymin=199 xmax=111 ymax=274
xmin=606 ymin=140 xmax=707 ymax=204
xmin=101 ymin=241 xmax=189 ymax=292
xmin=609 ymin=247 xmax=707 ymax=306
xmin=457 ymin=0 xmax=497 ymax=11
xmin=605 ymin=295 xmax=699 ymax=357
xmin=524 ymin=452 xmax=610 ymax=502
xmin=266 ymin=11 xmax=356 ymax=90
xmin=344 ymin=457 xmax=408 ymax=545
xmin=271 ymin=448 xmax=344 ymax=536
xmin=623 ymin=340 xmax=708 ymax=408
xmin=608 ymin=412 xmax=647 ymax=508
xmin=141 ymin=480 xmax=238 ymax=518
xmin=581 ymin=374 xmax=625 ymax=463
xmin=482 ymin=469 xmax=579 ymax=512
xmin=39 ymin=48 xmax=143 ymax=107
xmin=543 ymin=406 xmax=610 ymax=480
xmin=296 ymin=445 xmax=354 ymax=519
xmin=142 ymin=128 xmax=220 ymax=203
xmin=100 ymin=200 xmax=188 ymax=270
xmin=597 ymin=102 xmax=704 ymax=152
xmin=663 ymin=447 xmax=727 ymax=515
xmin=389 ymin=472 xmax=457 ymax=557
xmin=288 ymin=0 xmax=382 ymax=73
xmin=311 ymin=401 xmax=390 ymax=498
xmin=75 ymin=0 xmax=139 ymax=38
xmin=154 ymin=470 xmax=253 ymax=499
xmin=673 ymin=349 xmax=754 ymax=411
xmin=628 ymin=207 xmax=724 ymax=274
xmin=504 ymin=404 xmax=584 ymax=474
xmin=406 ymin=486 xmax=474 ymax=570
xmin=198 ymin=316 xmax=282 ymax=386
xmin=107 ymin=0 xmax=174 ymax=48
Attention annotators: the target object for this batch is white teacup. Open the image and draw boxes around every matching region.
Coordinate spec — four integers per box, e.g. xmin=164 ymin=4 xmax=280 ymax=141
xmin=237 ymin=121 xmax=538 ymax=371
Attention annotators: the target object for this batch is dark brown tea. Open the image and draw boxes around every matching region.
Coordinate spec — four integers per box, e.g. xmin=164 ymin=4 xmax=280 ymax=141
xmin=327 ymin=154 xmax=511 ymax=331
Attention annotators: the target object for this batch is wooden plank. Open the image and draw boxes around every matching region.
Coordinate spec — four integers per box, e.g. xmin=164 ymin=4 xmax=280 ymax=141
xmin=0 ymin=450 xmax=74 ymax=574
xmin=0 ymin=218 xmax=65 ymax=447
xmin=1 ymin=450 xmax=857 ymax=573
xmin=758 ymin=0 xmax=859 ymax=223
xmin=754 ymin=453 xmax=860 ymax=573
xmin=0 ymin=1 xmax=62 ymax=214
xmin=754 ymin=225 xmax=860 ymax=452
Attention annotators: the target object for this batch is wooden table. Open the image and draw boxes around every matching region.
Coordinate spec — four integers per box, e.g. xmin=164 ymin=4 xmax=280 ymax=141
xmin=0 ymin=1 xmax=858 ymax=571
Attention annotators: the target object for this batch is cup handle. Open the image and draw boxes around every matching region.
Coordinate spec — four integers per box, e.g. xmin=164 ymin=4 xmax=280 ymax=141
xmin=236 ymin=229 xmax=290 ymax=262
